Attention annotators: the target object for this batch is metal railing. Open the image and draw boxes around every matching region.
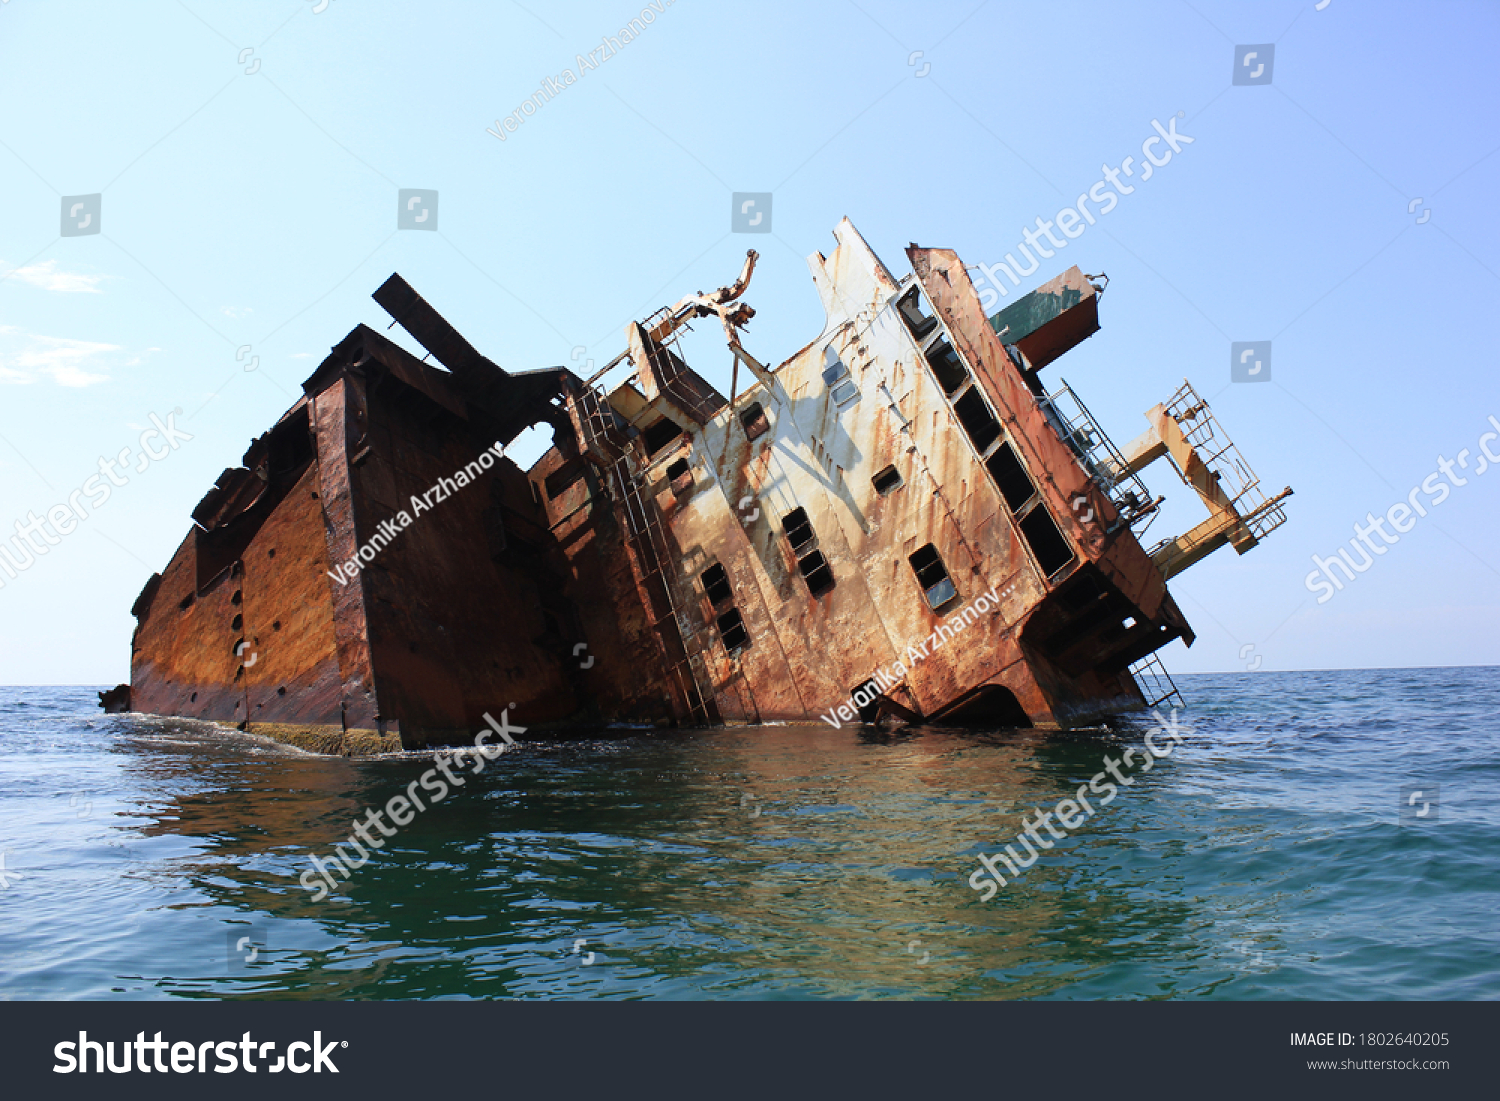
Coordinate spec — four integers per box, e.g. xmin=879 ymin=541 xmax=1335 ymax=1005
xmin=1129 ymin=653 xmax=1185 ymax=710
xmin=1161 ymin=380 xmax=1286 ymax=541
xmin=571 ymin=380 xmax=628 ymax=462
xmin=639 ymin=306 xmax=696 ymax=384
xmin=1040 ymin=379 xmax=1160 ymax=535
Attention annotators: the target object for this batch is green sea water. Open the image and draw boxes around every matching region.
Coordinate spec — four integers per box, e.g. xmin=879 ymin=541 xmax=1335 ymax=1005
xmin=1 ymin=667 xmax=1495 ymax=999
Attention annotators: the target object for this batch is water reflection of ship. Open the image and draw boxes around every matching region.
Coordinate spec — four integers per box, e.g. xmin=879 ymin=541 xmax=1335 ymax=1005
xmin=702 ymin=722 xmax=1203 ymax=997
xmin=125 ymin=718 xmax=1202 ymax=998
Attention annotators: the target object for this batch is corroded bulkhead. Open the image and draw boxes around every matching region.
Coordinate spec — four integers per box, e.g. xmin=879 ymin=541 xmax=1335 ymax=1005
xmin=116 ymin=219 xmax=1289 ymax=751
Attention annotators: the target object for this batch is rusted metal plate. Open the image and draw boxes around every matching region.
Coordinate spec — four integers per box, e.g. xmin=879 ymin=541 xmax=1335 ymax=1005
xmin=121 ymin=220 xmax=1289 ymax=748
xmin=988 ymin=266 xmax=1101 ymax=371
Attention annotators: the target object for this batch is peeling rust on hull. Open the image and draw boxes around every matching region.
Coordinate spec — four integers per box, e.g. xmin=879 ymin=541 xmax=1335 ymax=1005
xmin=114 ymin=220 xmax=1291 ymax=751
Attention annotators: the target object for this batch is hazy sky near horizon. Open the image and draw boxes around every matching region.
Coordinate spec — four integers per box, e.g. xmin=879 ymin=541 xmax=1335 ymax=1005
xmin=1 ymin=0 xmax=1497 ymax=685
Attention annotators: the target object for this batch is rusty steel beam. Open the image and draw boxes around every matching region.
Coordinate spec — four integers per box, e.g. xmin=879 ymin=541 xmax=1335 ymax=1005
xmin=117 ymin=222 xmax=1293 ymax=750
xmin=372 ymin=273 xmax=506 ymax=379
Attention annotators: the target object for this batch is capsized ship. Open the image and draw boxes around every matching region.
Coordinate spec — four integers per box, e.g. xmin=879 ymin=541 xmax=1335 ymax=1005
xmin=109 ymin=220 xmax=1291 ymax=753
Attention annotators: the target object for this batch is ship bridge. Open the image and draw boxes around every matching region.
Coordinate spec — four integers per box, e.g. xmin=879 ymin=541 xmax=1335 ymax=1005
xmin=989 ymin=272 xmax=1293 ymax=584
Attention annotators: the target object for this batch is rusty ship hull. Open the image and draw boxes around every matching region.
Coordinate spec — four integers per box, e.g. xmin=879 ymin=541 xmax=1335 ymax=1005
xmin=115 ymin=219 xmax=1290 ymax=753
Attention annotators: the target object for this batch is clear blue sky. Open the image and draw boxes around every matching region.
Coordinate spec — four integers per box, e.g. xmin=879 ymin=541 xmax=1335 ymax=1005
xmin=2 ymin=0 xmax=1496 ymax=685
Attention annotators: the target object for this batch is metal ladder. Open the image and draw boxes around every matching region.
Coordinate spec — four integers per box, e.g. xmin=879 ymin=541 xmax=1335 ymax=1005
xmin=571 ymin=381 xmax=627 ymax=464
xmin=1128 ymin=653 xmax=1185 ymax=710
xmin=609 ymin=456 xmax=715 ymax=726
xmin=1044 ymin=378 xmax=1160 ymax=535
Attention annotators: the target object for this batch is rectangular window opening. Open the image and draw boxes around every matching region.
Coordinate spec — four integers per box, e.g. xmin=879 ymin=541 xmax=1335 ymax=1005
xmin=665 ymin=457 xmax=692 ymax=495
xmin=821 ymin=345 xmax=850 ymax=387
xmin=1019 ymin=507 xmax=1075 ymax=577
xmin=909 ymin=543 xmax=960 ymax=612
xmin=952 ymin=388 xmax=1002 ymax=454
xmin=831 ymin=381 xmax=859 ymax=406
xmin=897 ymin=288 xmax=938 ymax=340
xmin=924 ymin=338 xmax=969 ymax=396
xmin=543 ymin=462 xmax=586 ymax=501
xmin=986 ymin=442 xmax=1037 ymax=512
xmin=716 ymin=608 xmax=749 ymax=653
xmin=781 ymin=508 xmax=816 ymax=555
xmin=641 ymin=417 xmax=684 ymax=457
xmin=797 ymin=549 xmax=836 ymax=596
xmin=872 ymin=464 xmax=904 ymax=496
xmin=701 ymin=563 xmax=733 ymax=607
xmin=740 ymin=402 xmax=770 ymax=440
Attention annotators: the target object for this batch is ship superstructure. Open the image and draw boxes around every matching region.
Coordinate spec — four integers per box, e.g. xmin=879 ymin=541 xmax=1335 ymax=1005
xmin=115 ymin=219 xmax=1289 ymax=752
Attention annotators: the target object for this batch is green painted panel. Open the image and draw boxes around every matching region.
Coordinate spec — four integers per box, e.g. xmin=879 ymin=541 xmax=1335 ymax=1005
xmin=989 ymin=282 xmax=1086 ymax=341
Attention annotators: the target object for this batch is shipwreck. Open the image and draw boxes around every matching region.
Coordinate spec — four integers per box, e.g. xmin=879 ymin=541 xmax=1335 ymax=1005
xmin=108 ymin=219 xmax=1291 ymax=753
